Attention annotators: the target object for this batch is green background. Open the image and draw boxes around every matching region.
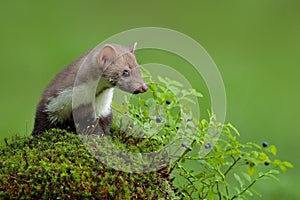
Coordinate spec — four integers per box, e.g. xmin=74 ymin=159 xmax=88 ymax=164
xmin=0 ymin=1 xmax=299 ymax=199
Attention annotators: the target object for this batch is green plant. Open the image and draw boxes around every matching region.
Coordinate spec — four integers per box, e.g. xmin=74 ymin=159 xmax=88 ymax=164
xmin=170 ymin=118 xmax=293 ymax=199
xmin=112 ymin=71 xmax=293 ymax=199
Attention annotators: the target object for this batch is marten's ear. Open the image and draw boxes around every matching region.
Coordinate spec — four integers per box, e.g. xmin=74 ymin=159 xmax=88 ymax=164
xmin=130 ymin=42 xmax=137 ymax=54
xmin=99 ymin=45 xmax=117 ymax=65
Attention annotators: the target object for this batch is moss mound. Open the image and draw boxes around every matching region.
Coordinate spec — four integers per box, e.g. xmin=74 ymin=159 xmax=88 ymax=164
xmin=0 ymin=130 xmax=175 ymax=199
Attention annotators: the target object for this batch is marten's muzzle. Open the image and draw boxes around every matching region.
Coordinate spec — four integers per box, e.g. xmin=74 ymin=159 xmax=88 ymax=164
xmin=133 ymin=83 xmax=148 ymax=94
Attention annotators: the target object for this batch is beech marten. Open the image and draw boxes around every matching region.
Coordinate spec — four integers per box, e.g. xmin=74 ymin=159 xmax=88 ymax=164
xmin=32 ymin=43 xmax=148 ymax=136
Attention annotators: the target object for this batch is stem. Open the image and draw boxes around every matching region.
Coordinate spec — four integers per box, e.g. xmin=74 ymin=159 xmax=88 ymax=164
xmin=230 ymin=173 xmax=265 ymax=200
xmin=169 ymin=139 xmax=196 ymax=174
xmin=216 ymin=183 xmax=222 ymax=200
xmin=225 ymin=183 xmax=229 ymax=199
xmin=224 ymin=156 xmax=241 ymax=176
xmin=182 ymin=189 xmax=193 ymax=199
xmin=181 ymin=166 xmax=198 ymax=191
xmin=215 ymin=168 xmax=229 ymax=199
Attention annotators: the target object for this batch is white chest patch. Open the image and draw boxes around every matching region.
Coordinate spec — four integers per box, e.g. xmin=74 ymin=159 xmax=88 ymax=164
xmin=95 ymin=88 xmax=114 ymax=117
xmin=45 ymin=80 xmax=113 ymax=123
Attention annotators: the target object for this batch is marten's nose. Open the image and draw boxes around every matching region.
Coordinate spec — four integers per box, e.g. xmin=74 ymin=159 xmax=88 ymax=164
xmin=141 ymin=84 xmax=148 ymax=93
xmin=134 ymin=84 xmax=148 ymax=94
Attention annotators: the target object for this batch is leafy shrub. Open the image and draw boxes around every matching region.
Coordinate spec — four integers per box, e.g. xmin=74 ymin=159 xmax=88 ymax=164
xmin=112 ymin=73 xmax=293 ymax=199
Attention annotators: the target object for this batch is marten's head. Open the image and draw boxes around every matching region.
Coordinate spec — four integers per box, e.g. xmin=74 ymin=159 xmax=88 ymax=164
xmin=97 ymin=43 xmax=148 ymax=94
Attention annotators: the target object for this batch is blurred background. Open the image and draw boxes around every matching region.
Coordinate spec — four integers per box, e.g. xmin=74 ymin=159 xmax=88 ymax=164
xmin=0 ymin=0 xmax=299 ymax=199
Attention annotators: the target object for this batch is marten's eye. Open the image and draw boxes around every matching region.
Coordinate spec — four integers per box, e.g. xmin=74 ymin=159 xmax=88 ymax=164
xmin=122 ymin=70 xmax=130 ymax=77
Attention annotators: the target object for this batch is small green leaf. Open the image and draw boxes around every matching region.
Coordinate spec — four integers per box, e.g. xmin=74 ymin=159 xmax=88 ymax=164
xmin=234 ymin=173 xmax=244 ymax=187
xmin=157 ymin=76 xmax=166 ymax=83
xmin=245 ymin=189 xmax=253 ymax=196
xmin=273 ymin=160 xmax=289 ymax=172
xmin=283 ymin=161 xmax=294 ymax=168
xmin=181 ymin=96 xmax=196 ymax=104
xmin=268 ymin=145 xmax=277 ymax=156
xmin=148 ymin=83 xmax=157 ymax=91
xmin=258 ymin=152 xmax=270 ymax=163
xmin=279 ymin=165 xmax=287 ymax=172
xmin=242 ymin=172 xmax=251 ymax=182
xmin=233 ymin=186 xmax=240 ymax=193
xmin=169 ymin=80 xmax=183 ymax=87
xmin=247 ymin=165 xmax=256 ymax=176
xmin=273 ymin=159 xmax=281 ymax=166
xmin=266 ymin=171 xmax=280 ymax=182
xmin=189 ymin=89 xmax=203 ymax=97
xmin=143 ymin=109 xmax=149 ymax=117
xmin=227 ymin=123 xmax=240 ymax=136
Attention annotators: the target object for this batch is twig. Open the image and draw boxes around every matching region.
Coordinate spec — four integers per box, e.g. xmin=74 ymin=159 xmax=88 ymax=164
xmin=224 ymin=156 xmax=241 ymax=176
xmin=230 ymin=173 xmax=265 ymax=200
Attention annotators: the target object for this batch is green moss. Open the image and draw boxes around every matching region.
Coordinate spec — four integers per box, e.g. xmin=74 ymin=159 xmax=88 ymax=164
xmin=0 ymin=129 xmax=175 ymax=199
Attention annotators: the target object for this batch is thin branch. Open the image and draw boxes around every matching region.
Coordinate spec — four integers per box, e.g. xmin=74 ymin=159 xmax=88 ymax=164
xmin=231 ymin=173 xmax=265 ymax=200
xmin=224 ymin=156 xmax=241 ymax=176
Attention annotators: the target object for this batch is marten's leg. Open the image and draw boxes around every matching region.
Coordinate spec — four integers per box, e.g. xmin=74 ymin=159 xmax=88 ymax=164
xmin=99 ymin=112 xmax=113 ymax=135
xmin=32 ymin=99 xmax=54 ymax=136
xmin=72 ymin=103 xmax=104 ymax=135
